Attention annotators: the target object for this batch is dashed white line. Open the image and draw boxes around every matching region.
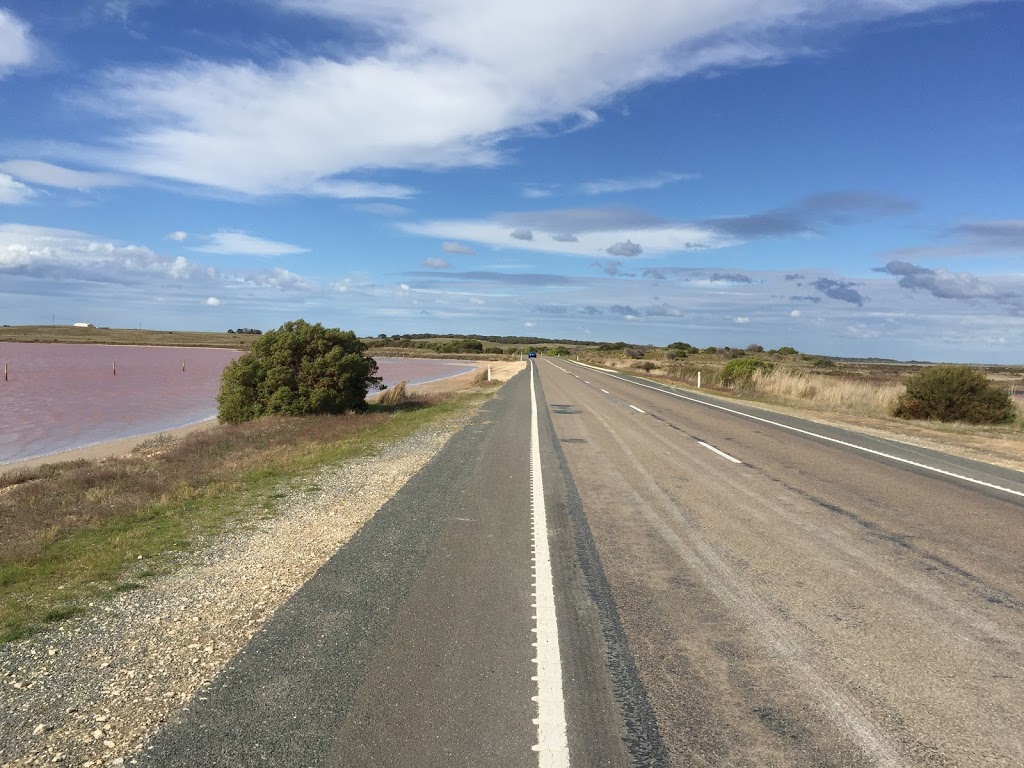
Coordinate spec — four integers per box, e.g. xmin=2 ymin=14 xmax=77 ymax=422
xmin=565 ymin=360 xmax=1024 ymax=500
xmin=698 ymin=441 xmax=743 ymax=464
xmin=529 ymin=363 xmax=570 ymax=767
xmin=600 ymin=389 xmax=609 ymax=394
xmin=628 ymin=404 xmax=645 ymax=414
xmin=583 ymin=381 xmax=590 ymax=385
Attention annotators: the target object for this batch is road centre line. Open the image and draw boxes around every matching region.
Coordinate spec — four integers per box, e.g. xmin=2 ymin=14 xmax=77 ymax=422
xmin=698 ymin=441 xmax=743 ymax=464
xmin=601 ymin=389 xmax=609 ymax=394
xmin=566 ymin=361 xmax=1024 ymax=500
xmin=529 ymin=362 xmax=571 ymax=767
xmin=628 ymin=404 xmax=645 ymax=414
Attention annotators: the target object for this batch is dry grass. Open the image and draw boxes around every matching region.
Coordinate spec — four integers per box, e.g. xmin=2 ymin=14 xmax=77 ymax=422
xmin=0 ymin=390 xmax=471 ymax=641
xmin=749 ymin=367 xmax=903 ymax=417
xmin=375 ymin=380 xmax=408 ymax=406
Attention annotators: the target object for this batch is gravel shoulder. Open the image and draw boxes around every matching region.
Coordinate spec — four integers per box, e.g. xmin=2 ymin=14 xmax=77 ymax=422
xmin=0 ymin=366 xmax=522 ymax=768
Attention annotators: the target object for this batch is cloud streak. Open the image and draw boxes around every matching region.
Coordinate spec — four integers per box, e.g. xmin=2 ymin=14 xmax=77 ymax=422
xmin=46 ymin=0 xmax=980 ymax=196
xmin=194 ymin=231 xmax=309 ymax=257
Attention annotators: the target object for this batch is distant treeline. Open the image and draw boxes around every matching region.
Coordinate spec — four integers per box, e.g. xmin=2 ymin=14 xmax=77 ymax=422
xmin=227 ymin=328 xmax=263 ymax=335
xmin=371 ymin=332 xmax=597 ymax=346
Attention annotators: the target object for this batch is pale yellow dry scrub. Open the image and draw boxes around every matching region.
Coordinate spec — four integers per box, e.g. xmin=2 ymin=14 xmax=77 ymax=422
xmin=749 ymin=367 xmax=903 ymax=418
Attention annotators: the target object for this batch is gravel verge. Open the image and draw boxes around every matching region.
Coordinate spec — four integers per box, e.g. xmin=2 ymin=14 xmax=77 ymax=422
xmin=0 ymin=403 xmax=483 ymax=767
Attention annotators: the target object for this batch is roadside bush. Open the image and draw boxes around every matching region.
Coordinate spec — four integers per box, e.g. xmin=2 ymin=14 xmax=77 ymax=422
xmin=892 ymin=365 xmax=1016 ymax=424
xmin=217 ymin=319 xmax=381 ymax=423
xmin=721 ymin=357 xmax=774 ymax=386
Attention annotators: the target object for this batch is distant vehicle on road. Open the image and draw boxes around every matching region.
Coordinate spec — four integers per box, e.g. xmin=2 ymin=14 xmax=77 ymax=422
xmin=528 ymin=351 xmax=537 ymax=358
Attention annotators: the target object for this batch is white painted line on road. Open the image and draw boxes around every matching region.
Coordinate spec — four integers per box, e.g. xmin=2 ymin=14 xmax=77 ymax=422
xmin=529 ymin=362 xmax=571 ymax=767
xmin=698 ymin=441 xmax=743 ymax=464
xmin=628 ymin=404 xmax=645 ymax=414
xmin=567 ymin=361 xmax=1024 ymax=500
xmin=600 ymin=389 xmax=609 ymax=394
xmin=583 ymin=380 xmax=590 ymax=385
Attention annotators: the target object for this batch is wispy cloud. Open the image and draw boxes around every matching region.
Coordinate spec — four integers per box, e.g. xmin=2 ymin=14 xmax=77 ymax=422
xmin=703 ymin=191 xmax=915 ymax=238
xmin=47 ymin=0 xmax=977 ymax=196
xmin=0 ymin=10 xmax=36 ymax=78
xmin=813 ymin=277 xmax=866 ymax=306
xmin=166 ymin=230 xmax=188 ymax=241
xmin=422 ymin=257 xmax=451 ymax=269
xmin=353 ymin=202 xmax=412 ymax=216
xmin=194 ymin=230 xmax=309 ymax=257
xmin=579 ymin=172 xmax=698 ymax=196
xmin=0 ymin=174 xmax=35 ymax=205
xmin=0 ymin=160 xmax=132 ymax=190
xmin=442 ymin=241 xmax=475 ymax=255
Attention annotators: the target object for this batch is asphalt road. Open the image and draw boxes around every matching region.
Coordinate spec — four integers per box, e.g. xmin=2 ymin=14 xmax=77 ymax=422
xmin=139 ymin=366 xmax=661 ymax=767
xmin=540 ymin=359 xmax=1024 ymax=766
xmin=139 ymin=360 xmax=1024 ymax=766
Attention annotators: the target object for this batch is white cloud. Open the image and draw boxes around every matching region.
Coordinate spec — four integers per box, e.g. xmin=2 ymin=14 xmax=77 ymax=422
xmin=206 ymin=296 xmax=221 ymax=306
xmin=307 ymin=179 xmax=415 ymax=199
xmin=579 ymin=172 xmax=699 ymax=196
xmin=522 ymin=186 xmax=555 ymax=199
xmin=791 ymin=309 xmax=801 ymax=317
xmin=0 ymin=160 xmax=131 ymax=190
xmin=167 ymin=231 xmax=188 ymax=241
xmin=64 ymin=0 xmax=975 ymax=196
xmin=354 ymin=202 xmax=412 ymax=216
xmin=442 ymin=241 xmax=475 ymax=255
xmin=422 ymin=257 xmax=451 ymax=269
xmin=0 ymin=174 xmax=35 ymax=205
xmin=401 ymin=215 xmax=722 ymax=257
xmin=734 ymin=316 xmax=750 ymax=323
xmin=0 ymin=10 xmax=36 ymax=78
xmin=195 ymin=231 xmax=309 ymax=256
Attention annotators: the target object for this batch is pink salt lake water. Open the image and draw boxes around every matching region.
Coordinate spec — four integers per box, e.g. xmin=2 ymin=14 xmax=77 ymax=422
xmin=0 ymin=343 xmax=474 ymax=466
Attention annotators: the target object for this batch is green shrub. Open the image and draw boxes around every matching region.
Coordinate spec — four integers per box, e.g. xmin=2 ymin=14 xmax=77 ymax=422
xmin=217 ymin=319 xmax=381 ymax=423
xmin=721 ymin=357 xmax=774 ymax=385
xmin=892 ymin=365 xmax=1016 ymax=424
xmin=777 ymin=346 xmax=798 ymax=355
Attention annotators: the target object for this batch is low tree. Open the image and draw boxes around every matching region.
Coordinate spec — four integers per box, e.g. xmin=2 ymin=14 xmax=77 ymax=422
xmin=892 ymin=365 xmax=1016 ymax=424
xmin=217 ymin=320 xmax=381 ymax=423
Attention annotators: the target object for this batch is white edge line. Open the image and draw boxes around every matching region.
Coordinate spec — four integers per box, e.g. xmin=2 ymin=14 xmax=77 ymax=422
xmin=698 ymin=440 xmax=743 ymax=464
xmin=567 ymin=361 xmax=1024 ymax=500
xmin=530 ymin=362 xmax=571 ymax=767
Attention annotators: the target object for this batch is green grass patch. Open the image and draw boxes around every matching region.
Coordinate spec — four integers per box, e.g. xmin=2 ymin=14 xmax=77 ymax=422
xmin=0 ymin=391 xmax=487 ymax=643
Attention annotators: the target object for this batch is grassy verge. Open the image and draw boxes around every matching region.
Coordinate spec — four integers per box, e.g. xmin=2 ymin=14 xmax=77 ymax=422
xmin=0 ymin=391 xmax=486 ymax=643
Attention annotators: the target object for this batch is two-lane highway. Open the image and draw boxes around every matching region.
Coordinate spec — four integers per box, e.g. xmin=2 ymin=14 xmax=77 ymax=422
xmin=135 ymin=360 xmax=1024 ymax=766
xmin=537 ymin=358 xmax=1024 ymax=766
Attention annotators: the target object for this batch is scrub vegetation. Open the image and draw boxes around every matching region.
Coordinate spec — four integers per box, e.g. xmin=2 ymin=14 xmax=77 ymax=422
xmin=217 ymin=320 xmax=381 ymax=423
xmin=0 ymin=390 xmax=482 ymax=642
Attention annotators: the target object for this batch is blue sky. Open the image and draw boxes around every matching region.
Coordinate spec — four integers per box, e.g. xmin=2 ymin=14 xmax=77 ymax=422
xmin=1 ymin=0 xmax=1022 ymax=362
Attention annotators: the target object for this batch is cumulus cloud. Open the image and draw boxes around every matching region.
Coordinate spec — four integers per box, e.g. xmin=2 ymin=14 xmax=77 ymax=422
xmin=0 ymin=10 xmax=36 ymax=78
xmin=552 ymin=233 xmax=578 ymax=243
xmin=876 ymin=260 xmax=1018 ymax=301
xmin=708 ymin=272 xmax=754 ymax=284
xmin=790 ymin=309 xmax=801 ymax=317
xmin=645 ymin=303 xmax=683 ymax=317
xmin=510 ymin=228 xmax=534 ymax=241
xmin=812 ymin=277 xmax=865 ymax=306
xmin=606 ymin=239 xmax=642 ymax=257
xmin=167 ymin=231 xmax=188 ymax=241
xmin=0 ymin=174 xmax=35 ymax=205
xmin=0 ymin=161 xmax=131 ymax=190
xmin=205 ymin=297 xmax=221 ymax=306
xmin=422 ymin=257 xmax=451 ymax=269
xmin=734 ymin=316 xmax=750 ymax=323
xmin=609 ymin=304 xmax=641 ymax=317
xmin=442 ymin=241 xmax=475 ymax=255
xmin=195 ymin=231 xmax=309 ymax=256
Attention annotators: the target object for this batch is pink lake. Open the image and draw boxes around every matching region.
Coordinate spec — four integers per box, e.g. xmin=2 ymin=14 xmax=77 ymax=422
xmin=0 ymin=344 xmax=474 ymax=465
